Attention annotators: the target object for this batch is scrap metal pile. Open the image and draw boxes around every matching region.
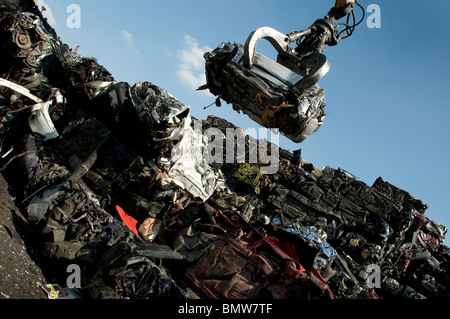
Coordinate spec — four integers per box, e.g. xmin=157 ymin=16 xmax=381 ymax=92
xmin=0 ymin=1 xmax=449 ymax=299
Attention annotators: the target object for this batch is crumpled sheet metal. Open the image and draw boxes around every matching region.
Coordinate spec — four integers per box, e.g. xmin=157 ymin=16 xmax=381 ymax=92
xmin=203 ymin=42 xmax=327 ymax=143
xmin=167 ymin=116 xmax=220 ymax=201
xmin=130 ymin=81 xmax=191 ymax=135
xmin=0 ymin=1 xmax=449 ymax=300
xmin=186 ymin=234 xmax=331 ymax=299
xmin=273 ymin=217 xmax=337 ymax=265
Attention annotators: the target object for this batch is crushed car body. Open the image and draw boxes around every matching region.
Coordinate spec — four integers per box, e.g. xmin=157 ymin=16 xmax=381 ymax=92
xmin=202 ymin=42 xmax=327 ymax=143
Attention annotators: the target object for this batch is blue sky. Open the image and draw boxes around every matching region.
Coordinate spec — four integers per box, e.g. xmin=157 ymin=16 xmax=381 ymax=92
xmin=41 ymin=0 xmax=450 ymax=244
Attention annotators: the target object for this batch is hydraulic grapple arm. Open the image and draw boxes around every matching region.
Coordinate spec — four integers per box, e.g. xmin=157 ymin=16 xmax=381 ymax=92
xmin=202 ymin=1 xmax=362 ymax=143
xmin=244 ymin=0 xmax=358 ymax=91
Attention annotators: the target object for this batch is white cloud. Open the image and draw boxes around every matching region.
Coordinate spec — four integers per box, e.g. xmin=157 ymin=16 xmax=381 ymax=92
xmin=121 ymin=30 xmax=140 ymax=55
xmin=35 ymin=0 xmax=57 ymax=28
xmin=176 ymin=35 xmax=212 ymax=91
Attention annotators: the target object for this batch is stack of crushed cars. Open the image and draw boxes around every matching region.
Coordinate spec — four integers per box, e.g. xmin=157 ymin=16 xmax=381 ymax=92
xmin=0 ymin=0 xmax=448 ymax=300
